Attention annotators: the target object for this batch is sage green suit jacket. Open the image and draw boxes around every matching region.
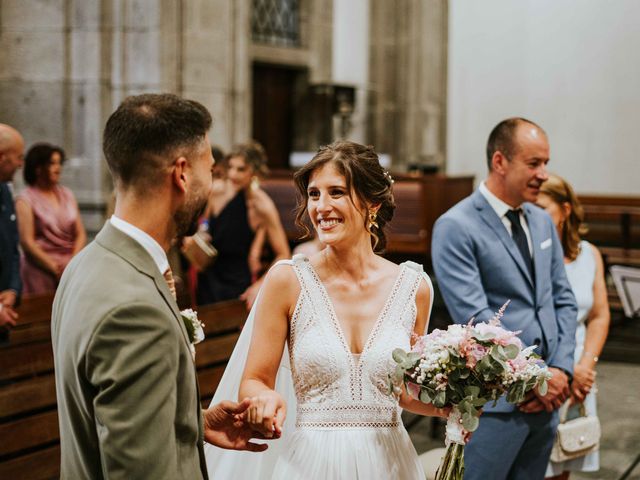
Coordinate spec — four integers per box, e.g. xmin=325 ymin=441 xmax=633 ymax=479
xmin=52 ymin=222 xmax=207 ymax=479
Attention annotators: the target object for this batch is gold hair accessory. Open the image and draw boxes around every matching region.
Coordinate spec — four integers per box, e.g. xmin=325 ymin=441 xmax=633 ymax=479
xmin=368 ymin=210 xmax=379 ymax=230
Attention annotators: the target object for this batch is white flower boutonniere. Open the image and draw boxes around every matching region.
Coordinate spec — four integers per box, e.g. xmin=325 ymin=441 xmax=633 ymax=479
xmin=180 ymin=309 xmax=205 ymax=360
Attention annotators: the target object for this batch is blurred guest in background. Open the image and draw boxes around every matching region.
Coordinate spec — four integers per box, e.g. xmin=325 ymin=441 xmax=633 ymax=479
xmin=0 ymin=124 xmax=24 ymax=338
xmin=210 ymin=144 xmax=227 ymax=194
xmin=540 ymin=174 xmax=610 ymax=480
xmin=16 ymin=143 xmax=86 ymax=294
xmin=196 ymin=141 xmax=289 ymax=309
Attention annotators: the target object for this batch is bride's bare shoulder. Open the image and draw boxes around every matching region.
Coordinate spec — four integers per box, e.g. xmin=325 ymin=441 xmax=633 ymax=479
xmin=261 ymin=261 xmax=300 ymax=306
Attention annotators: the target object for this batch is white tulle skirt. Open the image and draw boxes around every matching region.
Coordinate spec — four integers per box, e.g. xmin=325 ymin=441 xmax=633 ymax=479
xmin=270 ymin=426 xmax=425 ymax=480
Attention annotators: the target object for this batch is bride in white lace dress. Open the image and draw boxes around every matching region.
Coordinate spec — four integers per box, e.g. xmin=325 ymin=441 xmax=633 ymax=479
xmin=204 ymin=141 xmax=448 ymax=479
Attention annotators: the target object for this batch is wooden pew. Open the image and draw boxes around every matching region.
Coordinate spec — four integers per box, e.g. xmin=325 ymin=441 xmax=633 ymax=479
xmin=7 ymin=293 xmax=55 ymax=346
xmin=599 ymin=246 xmax=640 ymax=269
xmin=579 ymin=195 xmax=640 ymax=249
xmin=194 ymin=300 xmax=247 ymax=404
xmin=0 ymin=295 xmax=247 ymax=479
xmin=0 ymin=294 xmax=57 ymax=480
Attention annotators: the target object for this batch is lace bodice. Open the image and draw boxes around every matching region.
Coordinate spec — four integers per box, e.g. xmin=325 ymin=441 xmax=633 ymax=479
xmin=286 ymin=254 xmax=428 ymax=429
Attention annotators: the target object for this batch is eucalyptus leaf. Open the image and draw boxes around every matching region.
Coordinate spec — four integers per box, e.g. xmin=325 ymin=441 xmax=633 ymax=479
xmin=392 ymin=348 xmax=408 ymax=364
xmin=407 ymin=351 xmax=422 ymax=363
xmin=462 ymin=412 xmax=479 ymax=432
xmin=538 ymin=379 xmax=548 ymax=396
xmin=473 ymin=397 xmax=488 ymax=407
xmin=502 ymin=343 xmax=519 ymax=359
xmin=434 ymin=391 xmax=447 ymax=408
xmin=474 ymin=331 xmax=496 ymax=341
xmin=419 ymin=389 xmax=433 ymax=403
xmin=464 ymin=386 xmax=481 ymax=398
xmin=401 ymin=359 xmax=416 ymax=369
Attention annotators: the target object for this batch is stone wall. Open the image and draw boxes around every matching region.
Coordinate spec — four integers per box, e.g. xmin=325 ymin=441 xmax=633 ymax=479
xmin=0 ymin=0 xmax=451 ymax=234
xmin=368 ymin=0 xmax=448 ymax=170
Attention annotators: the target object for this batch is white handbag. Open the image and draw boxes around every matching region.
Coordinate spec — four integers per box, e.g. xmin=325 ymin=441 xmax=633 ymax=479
xmin=550 ymin=401 xmax=601 ymax=463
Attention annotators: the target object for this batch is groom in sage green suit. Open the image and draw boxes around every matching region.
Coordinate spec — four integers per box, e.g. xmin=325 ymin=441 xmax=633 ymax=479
xmin=52 ymin=94 xmax=269 ymax=479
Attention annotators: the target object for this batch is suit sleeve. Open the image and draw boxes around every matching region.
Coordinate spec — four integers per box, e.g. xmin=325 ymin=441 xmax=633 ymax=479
xmin=545 ymin=218 xmax=578 ymax=375
xmin=86 ymin=303 xmax=181 ymax=479
xmin=432 ymin=215 xmax=495 ymax=325
xmin=1 ymin=187 xmax=22 ymax=297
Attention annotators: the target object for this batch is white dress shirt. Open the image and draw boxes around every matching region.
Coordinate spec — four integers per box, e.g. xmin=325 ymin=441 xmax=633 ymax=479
xmin=109 ymin=215 xmax=169 ymax=275
xmin=479 ymin=182 xmax=533 ymax=255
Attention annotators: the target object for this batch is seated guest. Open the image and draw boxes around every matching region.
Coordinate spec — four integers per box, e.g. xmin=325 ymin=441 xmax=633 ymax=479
xmin=539 ymin=174 xmax=610 ymax=480
xmin=15 ymin=143 xmax=86 ymax=294
xmin=196 ymin=141 xmax=290 ymax=309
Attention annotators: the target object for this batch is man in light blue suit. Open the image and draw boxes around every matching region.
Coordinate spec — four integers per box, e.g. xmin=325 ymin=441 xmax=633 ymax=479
xmin=432 ymin=118 xmax=577 ymax=480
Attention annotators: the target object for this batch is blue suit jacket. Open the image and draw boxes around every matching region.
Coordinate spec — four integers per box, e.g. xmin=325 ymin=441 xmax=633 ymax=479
xmin=432 ymin=189 xmax=577 ymax=412
xmin=0 ymin=183 xmax=22 ymax=297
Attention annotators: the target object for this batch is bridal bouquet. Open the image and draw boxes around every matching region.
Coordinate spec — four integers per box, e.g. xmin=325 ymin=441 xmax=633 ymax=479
xmin=389 ymin=301 xmax=551 ymax=480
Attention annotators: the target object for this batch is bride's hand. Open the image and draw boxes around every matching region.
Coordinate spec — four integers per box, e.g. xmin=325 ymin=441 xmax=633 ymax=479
xmin=246 ymin=390 xmax=287 ymax=438
xmin=432 ymin=405 xmax=452 ymax=418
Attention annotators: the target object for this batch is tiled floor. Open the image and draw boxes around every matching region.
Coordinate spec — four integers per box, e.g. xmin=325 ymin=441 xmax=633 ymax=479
xmin=408 ymin=361 xmax=640 ymax=480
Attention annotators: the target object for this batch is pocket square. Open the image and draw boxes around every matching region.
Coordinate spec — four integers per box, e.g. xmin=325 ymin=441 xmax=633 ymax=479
xmin=540 ymin=238 xmax=552 ymax=250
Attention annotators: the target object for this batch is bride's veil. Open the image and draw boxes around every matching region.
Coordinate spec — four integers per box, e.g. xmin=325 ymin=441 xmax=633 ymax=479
xmin=203 ymin=273 xmax=297 ymax=479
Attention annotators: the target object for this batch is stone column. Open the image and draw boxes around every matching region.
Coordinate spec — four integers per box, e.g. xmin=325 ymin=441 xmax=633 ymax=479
xmin=180 ymin=0 xmax=251 ymax=149
xmin=367 ymin=0 xmax=448 ymax=171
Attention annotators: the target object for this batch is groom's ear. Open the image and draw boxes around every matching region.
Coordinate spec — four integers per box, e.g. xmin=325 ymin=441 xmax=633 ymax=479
xmin=172 ymin=156 xmax=188 ymax=193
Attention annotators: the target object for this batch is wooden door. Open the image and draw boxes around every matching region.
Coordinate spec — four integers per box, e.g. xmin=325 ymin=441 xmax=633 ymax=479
xmin=252 ymin=63 xmax=298 ymax=169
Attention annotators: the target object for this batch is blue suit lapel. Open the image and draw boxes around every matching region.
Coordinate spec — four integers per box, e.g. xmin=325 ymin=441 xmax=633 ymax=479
xmin=472 ymin=191 xmax=534 ymax=288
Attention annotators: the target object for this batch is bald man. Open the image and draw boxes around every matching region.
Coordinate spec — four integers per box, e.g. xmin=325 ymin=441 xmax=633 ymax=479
xmin=432 ymin=118 xmax=577 ymax=480
xmin=0 ymin=124 xmax=25 ymax=337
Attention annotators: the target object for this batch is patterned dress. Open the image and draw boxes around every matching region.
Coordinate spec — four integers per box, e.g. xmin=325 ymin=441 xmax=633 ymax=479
xmin=269 ymin=254 xmax=430 ymax=479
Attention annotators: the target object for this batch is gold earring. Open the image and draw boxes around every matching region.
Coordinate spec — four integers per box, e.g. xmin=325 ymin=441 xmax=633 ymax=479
xmin=368 ymin=210 xmax=379 ymax=231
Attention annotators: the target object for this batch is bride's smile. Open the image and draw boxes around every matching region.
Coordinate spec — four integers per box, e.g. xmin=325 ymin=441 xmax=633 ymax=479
xmin=307 ymin=163 xmax=370 ymax=247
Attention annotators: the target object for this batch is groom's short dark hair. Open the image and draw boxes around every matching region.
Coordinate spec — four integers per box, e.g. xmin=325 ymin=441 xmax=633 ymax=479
xmin=103 ymin=93 xmax=212 ymax=189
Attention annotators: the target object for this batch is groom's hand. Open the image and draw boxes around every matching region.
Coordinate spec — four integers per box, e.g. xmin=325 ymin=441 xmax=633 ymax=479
xmin=204 ymin=399 xmax=272 ymax=452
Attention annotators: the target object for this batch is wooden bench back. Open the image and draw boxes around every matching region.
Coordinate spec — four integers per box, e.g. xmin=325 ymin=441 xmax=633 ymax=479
xmin=0 ymin=295 xmax=246 ymax=479
xmin=260 ymin=175 xmax=302 ymax=241
xmin=579 ymin=195 xmax=640 ymax=249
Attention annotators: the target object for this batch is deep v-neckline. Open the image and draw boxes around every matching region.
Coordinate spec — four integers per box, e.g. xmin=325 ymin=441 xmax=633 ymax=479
xmin=305 ymin=261 xmax=406 ymax=357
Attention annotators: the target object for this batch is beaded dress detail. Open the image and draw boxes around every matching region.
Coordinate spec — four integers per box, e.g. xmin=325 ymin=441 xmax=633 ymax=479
xmin=269 ymin=254 xmax=430 ymax=479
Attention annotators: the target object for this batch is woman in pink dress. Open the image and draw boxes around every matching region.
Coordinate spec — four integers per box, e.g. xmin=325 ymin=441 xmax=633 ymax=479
xmin=15 ymin=143 xmax=86 ymax=294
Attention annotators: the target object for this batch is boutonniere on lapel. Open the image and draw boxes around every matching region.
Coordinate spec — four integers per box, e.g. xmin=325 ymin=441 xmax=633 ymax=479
xmin=180 ymin=309 xmax=205 ymax=361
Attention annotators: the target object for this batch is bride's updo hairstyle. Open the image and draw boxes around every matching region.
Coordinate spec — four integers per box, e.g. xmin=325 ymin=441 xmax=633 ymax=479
xmin=293 ymin=141 xmax=395 ymax=253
